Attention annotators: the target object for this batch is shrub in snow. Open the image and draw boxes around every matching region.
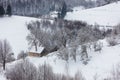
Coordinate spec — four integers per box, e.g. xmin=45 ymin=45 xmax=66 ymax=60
xmin=93 ymin=42 xmax=103 ymax=52
xmin=80 ymin=45 xmax=91 ymax=65
xmin=81 ymin=45 xmax=88 ymax=60
xmin=6 ymin=53 xmax=15 ymax=62
xmin=112 ymin=24 xmax=120 ymax=36
xmin=17 ymin=51 xmax=28 ymax=60
xmin=107 ymin=37 xmax=118 ymax=46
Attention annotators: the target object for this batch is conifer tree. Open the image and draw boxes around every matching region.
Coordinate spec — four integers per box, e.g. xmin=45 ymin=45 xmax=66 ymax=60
xmin=0 ymin=5 xmax=5 ymax=17
xmin=61 ymin=2 xmax=67 ymax=19
xmin=6 ymin=4 xmax=12 ymax=16
xmin=58 ymin=2 xmax=67 ymax=19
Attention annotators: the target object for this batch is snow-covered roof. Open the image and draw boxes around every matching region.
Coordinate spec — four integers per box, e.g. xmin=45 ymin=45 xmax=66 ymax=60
xmin=29 ymin=47 xmax=44 ymax=54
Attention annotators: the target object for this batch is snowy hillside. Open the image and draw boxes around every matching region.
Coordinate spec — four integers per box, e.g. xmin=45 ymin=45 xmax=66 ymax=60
xmin=65 ymin=1 xmax=120 ymax=26
xmin=1 ymin=1 xmax=120 ymax=80
xmin=0 ymin=16 xmax=38 ymax=58
xmin=26 ymin=40 xmax=120 ymax=80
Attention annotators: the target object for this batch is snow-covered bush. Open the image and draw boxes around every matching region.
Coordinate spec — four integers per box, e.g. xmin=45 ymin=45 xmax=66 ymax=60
xmin=93 ymin=41 xmax=103 ymax=52
xmin=81 ymin=45 xmax=88 ymax=59
xmin=80 ymin=45 xmax=89 ymax=65
xmin=6 ymin=53 xmax=15 ymax=62
xmin=17 ymin=51 xmax=28 ymax=60
xmin=107 ymin=37 xmax=118 ymax=46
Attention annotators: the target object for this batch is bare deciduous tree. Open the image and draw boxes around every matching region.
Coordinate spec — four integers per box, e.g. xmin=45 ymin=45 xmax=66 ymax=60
xmin=6 ymin=59 xmax=37 ymax=80
xmin=74 ymin=71 xmax=85 ymax=80
xmin=0 ymin=39 xmax=12 ymax=70
xmin=38 ymin=63 xmax=54 ymax=80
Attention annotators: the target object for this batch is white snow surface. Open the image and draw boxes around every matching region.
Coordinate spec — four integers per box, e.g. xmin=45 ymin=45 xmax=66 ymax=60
xmin=27 ymin=40 xmax=120 ymax=80
xmin=1 ymin=2 xmax=120 ymax=80
xmin=0 ymin=75 xmax=6 ymax=80
xmin=0 ymin=69 xmax=6 ymax=80
xmin=0 ymin=16 xmax=38 ymax=58
xmin=65 ymin=1 xmax=120 ymax=26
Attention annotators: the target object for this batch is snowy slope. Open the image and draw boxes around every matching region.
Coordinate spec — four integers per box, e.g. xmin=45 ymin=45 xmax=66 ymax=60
xmin=0 ymin=70 xmax=6 ymax=80
xmin=65 ymin=1 xmax=120 ymax=26
xmin=1 ymin=2 xmax=120 ymax=79
xmin=0 ymin=75 xmax=6 ymax=80
xmin=0 ymin=16 xmax=38 ymax=58
xmin=27 ymin=39 xmax=120 ymax=80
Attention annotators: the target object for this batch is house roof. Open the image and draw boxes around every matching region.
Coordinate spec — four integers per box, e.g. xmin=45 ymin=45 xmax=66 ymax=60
xmin=29 ymin=47 xmax=44 ymax=54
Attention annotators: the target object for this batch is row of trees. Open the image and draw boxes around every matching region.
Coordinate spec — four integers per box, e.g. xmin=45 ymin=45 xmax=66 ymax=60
xmin=6 ymin=59 xmax=85 ymax=80
xmin=0 ymin=4 xmax=12 ymax=17
xmin=0 ymin=0 xmax=96 ymax=17
xmin=0 ymin=0 xmax=119 ymax=17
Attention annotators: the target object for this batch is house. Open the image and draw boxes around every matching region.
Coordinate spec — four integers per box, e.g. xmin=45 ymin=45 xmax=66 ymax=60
xmin=28 ymin=47 xmax=44 ymax=57
xmin=28 ymin=52 xmax=41 ymax=57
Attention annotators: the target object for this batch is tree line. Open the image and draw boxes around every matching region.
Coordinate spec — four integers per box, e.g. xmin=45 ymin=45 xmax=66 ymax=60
xmin=0 ymin=0 xmax=96 ymax=17
xmin=0 ymin=4 xmax=12 ymax=17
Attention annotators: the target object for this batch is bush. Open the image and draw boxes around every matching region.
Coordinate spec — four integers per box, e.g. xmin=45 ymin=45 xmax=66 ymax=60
xmin=107 ymin=37 xmax=118 ymax=46
xmin=17 ymin=51 xmax=28 ymax=60
xmin=93 ymin=42 xmax=103 ymax=52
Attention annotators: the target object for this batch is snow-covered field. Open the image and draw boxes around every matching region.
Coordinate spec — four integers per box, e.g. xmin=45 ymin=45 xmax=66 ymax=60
xmin=65 ymin=1 xmax=120 ymax=26
xmin=0 ymin=16 xmax=38 ymax=58
xmin=0 ymin=70 xmax=6 ymax=80
xmin=0 ymin=75 xmax=6 ymax=80
xmin=1 ymin=1 xmax=120 ymax=80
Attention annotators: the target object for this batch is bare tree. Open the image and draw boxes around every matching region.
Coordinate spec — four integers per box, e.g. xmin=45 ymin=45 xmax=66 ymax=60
xmin=58 ymin=47 xmax=69 ymax=62
xmin=74 ymin=71 xmax=85 ymax=80
xmin=6 ymin=59 xmax=37 ymax=80
xmin=38 ymin=63 xmax=54 ymax=80
xmin=17 ymin=50 xmax=28 ymax=60
xmin=0 ymin=39 xmax=12 ymax=70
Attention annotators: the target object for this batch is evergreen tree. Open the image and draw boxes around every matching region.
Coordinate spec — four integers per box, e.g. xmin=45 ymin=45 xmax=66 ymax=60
xmin=0 ymin=5 xmax=5 ymax=17
xmin=60 ymin=2 xmax=67 ymax=19
xmin=6 ymin=4 xmax=12 ymax=16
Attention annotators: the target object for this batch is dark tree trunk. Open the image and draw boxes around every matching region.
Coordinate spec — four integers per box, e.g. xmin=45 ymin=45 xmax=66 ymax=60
xmin=3 ymin=60 xmax=6 ymax=70
xmin=35 ymin=45 xmax=37 ymax=51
